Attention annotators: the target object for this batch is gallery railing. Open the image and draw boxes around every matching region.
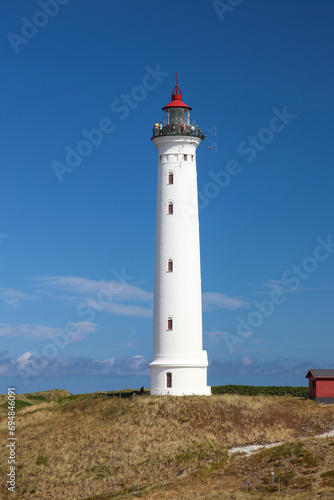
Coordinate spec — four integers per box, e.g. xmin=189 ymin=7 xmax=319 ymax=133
xmin=152 ymin=124 xmax=204 ymax=139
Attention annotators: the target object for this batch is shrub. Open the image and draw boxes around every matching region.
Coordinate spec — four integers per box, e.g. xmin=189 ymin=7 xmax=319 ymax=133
xmin=1 ymin=400 xmax=32 ymax=410
xmin=26 ymin=394 xmax=47 ymax=401
xmin=211 ymin=384 xmax=308 ymax=397
xmin=36 ymin=455 xmax=48 ymax=466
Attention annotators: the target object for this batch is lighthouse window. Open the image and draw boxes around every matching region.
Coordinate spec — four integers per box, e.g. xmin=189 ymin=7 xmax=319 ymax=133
xmin=168 ymin=202 xmax=173 ymax=215
xmin=169 ymin=109 xmax=176 ymax=124
xmin=167 ymin=318 xmax=173 ymax=330
xmin=191 ymin=155 xmax=194 ymax=162
xmin=168 ymin=172 xmax=174 ymax=185
xmin=167 ymin=259 xmax=173 ymax=272
xmin=164 ymin=107 xmax=190 ymax=126
xmin=184 ymin=154 xmax=188 ymax=161
xmin=159 ymin=155 xmax=162 ymax=162
xmin=166 ymin=372 xmax=172 ymax=388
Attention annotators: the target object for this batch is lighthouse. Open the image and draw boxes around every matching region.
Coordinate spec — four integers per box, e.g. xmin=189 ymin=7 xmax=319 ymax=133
xmin=149 ymin=79 xmax=211 ymax=396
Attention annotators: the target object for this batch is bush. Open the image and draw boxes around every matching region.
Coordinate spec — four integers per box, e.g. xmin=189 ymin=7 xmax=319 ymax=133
xmin=211 ymin=385 xmax=308 ymax=398
xmin=1 ymin=400 xmax=32 ymax=410
xmin=26 ymin=394 xmax=47 ymax=401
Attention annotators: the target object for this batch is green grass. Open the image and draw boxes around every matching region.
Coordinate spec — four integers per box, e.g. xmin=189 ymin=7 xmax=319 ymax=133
xmin=321 ymin=470 xmax=334 ymax=478
xmin=257 ymin=441 xmax=323 ymax=469
xmin=36 ymin=454 xmax=48 ymax=466
xmin=56 ymin=393 xmax=88 ymax=404
xmin=26 ymin=394 xmax=47 ymax=401
xmin=261 ymin=441 xmax=305 ymax=459
xmin=1 ymin=400 xmax=32 ymax=410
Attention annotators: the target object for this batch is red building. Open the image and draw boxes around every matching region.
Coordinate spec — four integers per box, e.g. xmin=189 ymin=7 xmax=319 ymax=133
xmin=306 ymin=369 xmax=334 ymax=404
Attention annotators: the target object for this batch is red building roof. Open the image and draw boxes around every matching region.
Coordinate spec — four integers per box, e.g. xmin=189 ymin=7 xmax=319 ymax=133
xmin=306 ymin=369 xmax=334 ymax=378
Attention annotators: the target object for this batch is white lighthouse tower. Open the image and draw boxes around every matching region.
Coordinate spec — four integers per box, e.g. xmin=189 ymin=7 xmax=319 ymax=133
xmin=149 ymin=78 xmax=211 ymax=396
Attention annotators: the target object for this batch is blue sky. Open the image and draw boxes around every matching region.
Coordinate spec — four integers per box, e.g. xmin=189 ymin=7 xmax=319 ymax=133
xmin=1 ymin=0 xmax=333 ymax=394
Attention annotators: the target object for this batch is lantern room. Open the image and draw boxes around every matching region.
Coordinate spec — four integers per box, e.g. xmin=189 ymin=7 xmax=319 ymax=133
xmin=162 ymin=82 xmax=191 ymax=126
xmin=152 ymin=76 xmax=204 ymax=140
xmin=164 ymin=106 xmax=190 ymax=126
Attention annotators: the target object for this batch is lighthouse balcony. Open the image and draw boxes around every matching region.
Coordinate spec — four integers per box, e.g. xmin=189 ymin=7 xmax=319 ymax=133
xmin=152 ymin=124 xmax=204 ymax=140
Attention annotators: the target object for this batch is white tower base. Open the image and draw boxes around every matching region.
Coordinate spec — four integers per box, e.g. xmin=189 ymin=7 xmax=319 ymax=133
xmin=150 ymin=356 xmax=211 ymax=396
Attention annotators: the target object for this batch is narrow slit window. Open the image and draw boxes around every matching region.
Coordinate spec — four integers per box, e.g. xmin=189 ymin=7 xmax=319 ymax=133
xmin=191 ymin=155 xmax=194 ymax=162
xmin=168 ymin=172 xmax=174 ymax=184
xmin=166 ymin=372 xmax=172 ymax=388
xmin=168 ymin=259 xmax=173 ymax=272
xmin=159 ymin=155 xmax=162 ymax=162
xmin=168 ymin=202 xmax=173 ymax=215
xmin=184 ymin=154 xmax=188 ymax=161
xmin=167 ymin=317 xmax=173 ymax=330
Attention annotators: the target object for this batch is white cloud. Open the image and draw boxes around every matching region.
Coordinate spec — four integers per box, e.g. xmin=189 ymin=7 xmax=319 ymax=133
xmin=254 ymin=280 xmax=334 ymax=295
xmin=242 ymin=356 xmax=254 ymax=366
xmin=0 ymin=287 xmax=39 ymax=307
xmin=0 ymin=351 xmax=149 ymax=379
xmin=0 ymin=324 xmax=14 ymax=336
xmin=204 ymin=330 xmax=230 ymax=346
xmin=209 ymin=357 xmax=319 ymax=379
xmin=33 ymin=274 xmax=153 ymax=318
xmin=0 ymin=321 xmax=97 ymax=342
xmin=16 ymin=351 xmax=35 ymax=372
xmin=100 ymin=302 xmax=153 ymax=318
xmin=202 ymin=292 xmax=248 ymax=311
xmin=35 ymin=275 xmax=153 ymax=302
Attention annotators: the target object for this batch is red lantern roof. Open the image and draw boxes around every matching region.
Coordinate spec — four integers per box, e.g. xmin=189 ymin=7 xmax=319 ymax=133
xmin=162 ymin=73 xmax=192 ymax=111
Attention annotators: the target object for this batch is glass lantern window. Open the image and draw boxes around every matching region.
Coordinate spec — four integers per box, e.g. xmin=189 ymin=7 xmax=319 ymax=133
xmin=164 ymin=107 xmax=190 ymax=126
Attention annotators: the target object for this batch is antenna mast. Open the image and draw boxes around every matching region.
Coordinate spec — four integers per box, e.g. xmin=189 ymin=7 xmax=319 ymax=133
xmin=206 ymin=126 xmax=217 ymax=153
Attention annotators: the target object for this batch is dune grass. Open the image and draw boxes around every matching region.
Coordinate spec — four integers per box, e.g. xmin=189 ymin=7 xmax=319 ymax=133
xmin=0 ymin=391 xmax=333 ymax=498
